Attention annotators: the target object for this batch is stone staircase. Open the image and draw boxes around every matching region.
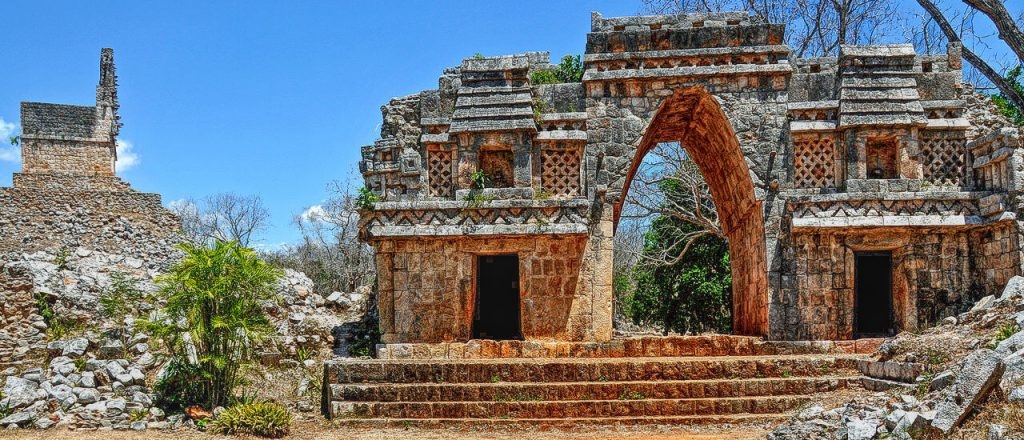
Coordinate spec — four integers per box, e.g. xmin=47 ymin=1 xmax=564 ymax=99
xmin=322 ymin=336 xmax=878 ymax=427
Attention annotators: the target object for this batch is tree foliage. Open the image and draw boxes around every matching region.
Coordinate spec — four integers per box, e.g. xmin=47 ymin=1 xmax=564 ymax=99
xmin=623 ymin=171 xmax=732 ymax=336
xmin=142 ymin=240 xmax=282 ymax=409
xmin=264 ymin=179 xmax=375 ymax=294
xmin=531 ymin=55 xmax=584 ymax=84
xmin=991 ymin=64 xmax=1024 ymax=125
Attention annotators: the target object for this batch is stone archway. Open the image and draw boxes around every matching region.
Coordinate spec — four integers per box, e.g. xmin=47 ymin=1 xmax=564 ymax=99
xmin=614 ymin=86 xmax=769 ymax=336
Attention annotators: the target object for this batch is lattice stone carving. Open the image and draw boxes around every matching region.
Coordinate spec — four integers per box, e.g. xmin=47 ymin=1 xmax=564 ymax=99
xmin=793 ymin=136 xmax=836 ymax=189
xmin=428 ymin=150 xmax=454 ymax=197
xmin=541 ymin=147 xmax=582 ymax=197
xmin=921 ymin=132 xmax=966 ymax=186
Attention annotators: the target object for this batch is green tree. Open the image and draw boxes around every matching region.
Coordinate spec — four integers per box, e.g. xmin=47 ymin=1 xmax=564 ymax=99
xmin=628 ymin=220 xmax=732 ymax=335
xmin=622 ymin=155 xmax=732 ymax=335
xmin=530 ymin=55 xmax=584 ymax=84
xmin=991 ymin=65 xmax=1024 ymax=125
xmin=142 ymin=240 xmax=282 ymax=409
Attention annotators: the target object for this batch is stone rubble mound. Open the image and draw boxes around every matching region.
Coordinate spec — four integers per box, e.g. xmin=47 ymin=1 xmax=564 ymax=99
xmin=769 ymin=275 xmax=1024 ymax=439
xmin=1 ymin=333 xmax=165 ymax=430
xmin=0 ymin=248 xmax=368 ymax=431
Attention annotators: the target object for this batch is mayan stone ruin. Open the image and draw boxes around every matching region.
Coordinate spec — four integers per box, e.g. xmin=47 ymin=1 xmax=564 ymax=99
xmin=0 ymin=48 xmax=179 ymax=256
xmin=356 ymin=11 xmax=1024 ymax=346
xmin=0 ymin=49 xmax=181 ymax=368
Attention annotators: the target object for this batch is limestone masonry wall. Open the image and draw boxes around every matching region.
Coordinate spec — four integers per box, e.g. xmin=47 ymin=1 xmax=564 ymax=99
xmin=0 ymin=188 xmax=181 ymax=257
xmin=375 ymin=235 xmax=588 ymax=343
xmin=355 ymin=11 xmax=1024 ymax=343
xmin=21 ymin=139 xmax=115 ymax=176
xmin=0 ymin=262 xmax=39 ymax=368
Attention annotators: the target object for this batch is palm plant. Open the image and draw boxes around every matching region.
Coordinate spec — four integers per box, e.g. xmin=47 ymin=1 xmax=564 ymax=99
xmin=142 ymin=240 xmax=282 ymax=409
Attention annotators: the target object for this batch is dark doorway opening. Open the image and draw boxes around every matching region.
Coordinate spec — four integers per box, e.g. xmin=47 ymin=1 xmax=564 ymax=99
xmin=855 ymin=251 xmax=894 ymax=337
xmin=472 ymin=254 xmax=521 ymax=340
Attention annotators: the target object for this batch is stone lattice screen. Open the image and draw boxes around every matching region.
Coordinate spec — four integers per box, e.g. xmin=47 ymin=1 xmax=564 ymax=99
xmin=920 ymin=131 xmax=966 ymax=187
xmin=541 ymin=146 xmax=582 ymax=197
xmin=793 ymin=135 xmax=837 ymax=189
xmin=428 ymin=150 xmax=454 ymax=197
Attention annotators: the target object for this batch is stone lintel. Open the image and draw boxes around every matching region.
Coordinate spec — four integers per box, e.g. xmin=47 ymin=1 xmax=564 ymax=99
xmin=366 ymin=223 xmax=589 ymax=238
xmin=583 ymin=45 xmax=790 ymax=63
xmin=789 ymin=121 xmax=837 ymax=133
xmin=582 ymin=63 xmax=792 ymax=82
xmin=791 ymin=215 xmax=982 ymax=229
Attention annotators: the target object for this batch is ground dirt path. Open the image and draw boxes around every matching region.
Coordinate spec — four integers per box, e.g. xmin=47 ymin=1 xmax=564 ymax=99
xmin=0 ymin=421 xmax=769 ymax=439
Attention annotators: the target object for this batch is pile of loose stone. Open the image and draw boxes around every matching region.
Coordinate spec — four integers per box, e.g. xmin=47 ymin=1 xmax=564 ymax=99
xmin=266 ymin=268 xmax=370 ymax=360
xmin=769 ymin=276 xmax=1024 ymax=439
xmin=0 ymin=249 xmax=370 ymax=431
xmin=1 ymin=333 xmax=168 ymax=430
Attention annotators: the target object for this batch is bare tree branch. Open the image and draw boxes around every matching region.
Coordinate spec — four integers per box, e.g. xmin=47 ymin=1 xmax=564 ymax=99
xmin=963 ymin=0 xmax=1024 ymax=62
xmin=916 ymin=0 xmax=1024 ymax=113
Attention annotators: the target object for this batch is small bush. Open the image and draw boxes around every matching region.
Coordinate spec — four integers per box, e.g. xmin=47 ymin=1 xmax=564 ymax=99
xmin=990 ymin=323 xmax=1018 ymax=349
xmin=0 ymin=391 xmax=10 ymax=419
xmin=153 ymin=359 xmax=207 ymax=411
xmin=530 ymin=69 xmax=559 ymax=85
xmin=99 ymin=272 xmax=145 ymax=318
xmin=34 ymin=293 xmax=80 ymax=340
xmin=209 ymin=401 xmax=293 ymax=438
xmin=355 ymin=187 xmax=380 ymax=211
xmin=530 ymin=54 xmax=584 ymax=85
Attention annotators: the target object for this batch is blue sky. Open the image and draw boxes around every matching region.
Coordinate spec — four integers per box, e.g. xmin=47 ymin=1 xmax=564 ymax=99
xmin=0 ymin=1 xmax=641 ymax=248
xmin=0 ymin=1 xmax=1018 ymax=248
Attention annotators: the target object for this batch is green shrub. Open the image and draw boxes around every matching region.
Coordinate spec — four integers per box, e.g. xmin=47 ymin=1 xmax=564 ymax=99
xmin=990 ymin=323 xmax=1019 ymax=349
xmin=354 ymin=187 xmax=380 ymax=211
xmin=34 ymin=293 xmax=80 ymax=340
xmin=99 ymin=272 xmax=145 ymax=318
xmin=469 ymin=170 xmax=489 ymax=190
xmin=141 ymin=240 xmax=282 ymax=409
xmin=530 ymin=69 xmax=559 ymax=85
xmin=153 ymin=358 xmax=207 ymax=411
xmin=209 ymin=401 xmax=293 ymax=438
xmin=530 ymin=54 xmax=584 ymax=85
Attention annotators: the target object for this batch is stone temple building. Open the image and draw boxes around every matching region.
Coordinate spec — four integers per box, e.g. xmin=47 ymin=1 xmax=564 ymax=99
xmin=357 ymin=11 xmax=1024 ymax=343
xmin=0 ymin=48 xmax=179 ymax=256
xmin=0 ymin=49 xmax=179 ymax=366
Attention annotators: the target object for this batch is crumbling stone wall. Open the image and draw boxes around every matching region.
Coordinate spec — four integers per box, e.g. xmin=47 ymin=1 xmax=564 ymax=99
xmin=970 ymin=222 xmax=1024 ymax=303
xmin=0 ymin=262 xmax=42 ymax=368
xmin=0 ymin=189 xmax=180 ymax=258
xmin=375 ymin=235 xmax=588 ymax=343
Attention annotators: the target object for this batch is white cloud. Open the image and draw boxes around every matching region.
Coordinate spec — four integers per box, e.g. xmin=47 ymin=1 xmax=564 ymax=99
xmin=115 ymin=139 xmax=140 ymax=172
xmin=299 ymin=204 xmax=328 ymax=223
xmin=0 ymin=117 xmax=20 ymax=163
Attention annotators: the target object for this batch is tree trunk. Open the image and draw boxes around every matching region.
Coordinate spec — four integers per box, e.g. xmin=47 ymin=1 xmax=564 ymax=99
xmin=964 ymin=0 xmax=1024 ymax=62
xmin=916 ymin=0 xmax=1024 ymax=114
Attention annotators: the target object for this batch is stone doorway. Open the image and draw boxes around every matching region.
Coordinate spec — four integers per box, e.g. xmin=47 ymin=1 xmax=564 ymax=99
xmin=473 ymin=254 xmax=522 ymax=340
xmin=854 ymin=251 xmax=894 ymax=337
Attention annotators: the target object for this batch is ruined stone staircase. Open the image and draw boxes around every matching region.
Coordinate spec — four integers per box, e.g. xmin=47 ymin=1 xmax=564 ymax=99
xmin=323 ymin=336 xmax=878 ymax=427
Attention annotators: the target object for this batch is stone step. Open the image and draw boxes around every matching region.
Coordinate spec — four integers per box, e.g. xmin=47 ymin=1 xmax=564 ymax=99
xmin=330 ymin=414 xmax=790 ymax=428
xmin=325 ymin=355 xmax=861 ymax=385
xmin=376 ymin=336 xmax=884 ymax=360
xmin=329 ymin=376 xmax=858 ymax=402
xmin=329 ymin=395 xmax=815 ymax=419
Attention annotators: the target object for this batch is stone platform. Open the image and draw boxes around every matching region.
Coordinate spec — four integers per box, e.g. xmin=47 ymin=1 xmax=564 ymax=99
xmin=374 ymin=335 xmax=884 ymax=359
xmin=323 ymin=336 xmax=879 ymax=426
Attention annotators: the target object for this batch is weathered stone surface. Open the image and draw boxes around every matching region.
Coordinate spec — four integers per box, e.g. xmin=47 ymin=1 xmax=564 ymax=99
xmin=356 ymin=9 xmax=1024 ymax=345
xmin=932 ymin=349 xmax=1004 ymax=433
